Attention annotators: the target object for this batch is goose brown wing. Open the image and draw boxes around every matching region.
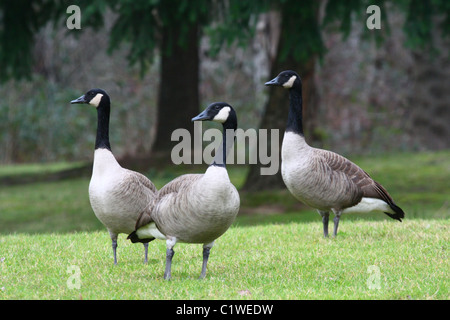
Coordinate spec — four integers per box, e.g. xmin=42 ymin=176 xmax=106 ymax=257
xmin=156 ymin=174 xmax=202 ymax=201
xmin=319 ymin=149 xmax=404 ymax=220
xmin=127 ymin=169 xmax=157 ymax=194
xmin=317 ymin=150 xmax=369 ymax=206
xmin=134 ymin=174 xmax=202 ymax=230
xmin=318 ymin=149 xmax=399 ymax=208
xmin=111 ymin=170 xmax=156 ymax=215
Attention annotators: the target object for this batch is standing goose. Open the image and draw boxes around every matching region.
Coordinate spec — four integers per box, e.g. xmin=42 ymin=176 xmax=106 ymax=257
xmin=265 ymin=70 xmax=404 ymax=237
xmin=128 ymin=102 xmax=240 ymax=279
xmin=71 ymin=89 xmax=157 ymax=264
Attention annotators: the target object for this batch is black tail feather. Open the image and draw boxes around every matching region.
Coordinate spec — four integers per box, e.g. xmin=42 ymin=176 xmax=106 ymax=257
xmin=127 ymin=231 xmax=155 ymax=244
xmin=384 ymin=202 xmax=405 ymax=222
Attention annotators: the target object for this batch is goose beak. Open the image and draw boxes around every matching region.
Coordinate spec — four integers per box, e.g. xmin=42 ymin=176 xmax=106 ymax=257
xmin=70 ymin=95 xmax=87 ymax=104
xmin=264 ymin=76 xmax=280 ymax=86
xmin=192 ymin=110 xmax=210 ymax=122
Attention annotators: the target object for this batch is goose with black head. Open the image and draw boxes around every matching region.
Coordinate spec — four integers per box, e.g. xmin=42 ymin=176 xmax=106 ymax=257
xmin=265 ymin=71 xmax=405 ymax=237
xmin=128 ymin=102 xmax=240 ymax=280
xmin=71 ymin=89 xmax=157 ymax=264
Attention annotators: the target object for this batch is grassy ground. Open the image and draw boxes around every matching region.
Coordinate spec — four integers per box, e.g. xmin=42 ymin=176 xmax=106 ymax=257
xmin=0 ymin=151 xmax=448 ymax=299
xmin=0 ymin=162 xmax=85 ymax=178
xmin=1 ymin=219 xmax=447 ymax=299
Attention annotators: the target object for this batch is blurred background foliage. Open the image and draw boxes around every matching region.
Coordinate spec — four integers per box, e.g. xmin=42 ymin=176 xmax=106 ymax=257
xmin=0 ymin=0 xmax=449 ymax=189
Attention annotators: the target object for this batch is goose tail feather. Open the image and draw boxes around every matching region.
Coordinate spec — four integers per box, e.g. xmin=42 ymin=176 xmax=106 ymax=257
xmin=384 ymin=202 xmax=405 ymax=222
xmin=127 ymin=231 xmax=154 ymax=244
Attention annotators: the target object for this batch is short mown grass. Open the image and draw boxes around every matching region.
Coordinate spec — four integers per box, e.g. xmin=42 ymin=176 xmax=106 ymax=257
xmin=0 ymin=218 xmax=447 ymax=299
xmin=0 ymin=151 xmax=449 ymax=299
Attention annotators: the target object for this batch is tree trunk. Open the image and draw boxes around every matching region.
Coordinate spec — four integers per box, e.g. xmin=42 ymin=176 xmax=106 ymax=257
xmin=241 ymin=22 xmax=319 ymax=192
xmin=151 ymin=22 xmax=200 ymax=161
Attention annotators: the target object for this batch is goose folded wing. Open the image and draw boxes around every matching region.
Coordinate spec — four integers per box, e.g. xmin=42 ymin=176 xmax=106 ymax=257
xmin=125 ymin=169 xmax=157 ymax=194
xmin=133 ymin=174 xmax=203 ymax=231
xmin=319 ymin=150 xmax=397 ymax=205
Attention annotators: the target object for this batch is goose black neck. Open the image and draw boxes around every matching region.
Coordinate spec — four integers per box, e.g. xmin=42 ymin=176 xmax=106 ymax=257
xmin=286 ymin=86 xmax=304 ymax=136
xmin=211 ymin=115 xmax=237 ymax=168
xmin=95 ymin=98 xmax=112 ymax=151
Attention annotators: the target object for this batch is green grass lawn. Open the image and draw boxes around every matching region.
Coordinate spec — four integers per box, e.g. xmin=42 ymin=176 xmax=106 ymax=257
xmin=0 ymin=151 xmax=449 ymax=299
xmin=0 ymin=161 xmax=86 ymax=178
xmin=0 ymin=219 xmax=447 ymax=299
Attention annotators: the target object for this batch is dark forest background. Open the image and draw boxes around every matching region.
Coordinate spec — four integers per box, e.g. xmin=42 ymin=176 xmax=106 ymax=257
xmin=0 ymin=0 xmax=449 ymax=191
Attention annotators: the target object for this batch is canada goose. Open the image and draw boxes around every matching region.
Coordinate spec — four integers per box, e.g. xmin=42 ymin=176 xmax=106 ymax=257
xmin=128 ymin=102 xmax=240 ymax=279
xmin=265 ymin=70 xmax=405 ymax=237
xmin=71 ymin=89 xmax=157 ymax=264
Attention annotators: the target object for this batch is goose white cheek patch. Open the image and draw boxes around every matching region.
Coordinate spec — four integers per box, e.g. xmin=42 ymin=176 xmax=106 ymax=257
xmin=213 ymin=106 xmax=231 ymax=123
xmin=283 ymin=75 xmax=297 ymax=88
xmin=89 ymin=93 xmax=104 ymax=107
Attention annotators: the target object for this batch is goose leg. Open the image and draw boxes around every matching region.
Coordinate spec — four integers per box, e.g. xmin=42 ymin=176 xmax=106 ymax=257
xmin=109 ymin=232 xmax=119 ymax=265
xmin=319 ymin=211 xmax=330 ymax=238
xmin=143 ymin=242 xmax=149 ymax=264
xmin=333 ymin=212 xmax=341 ymax=237
xmin=200 ymin=242 xmax=214 ymax=279
xmin=164 ymin=248 xmax=174 ymax=280
xmin=164 ymin=237 xmax=177 ymax=280
xmin=112 ymin=239 xmax=118 ymax=265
